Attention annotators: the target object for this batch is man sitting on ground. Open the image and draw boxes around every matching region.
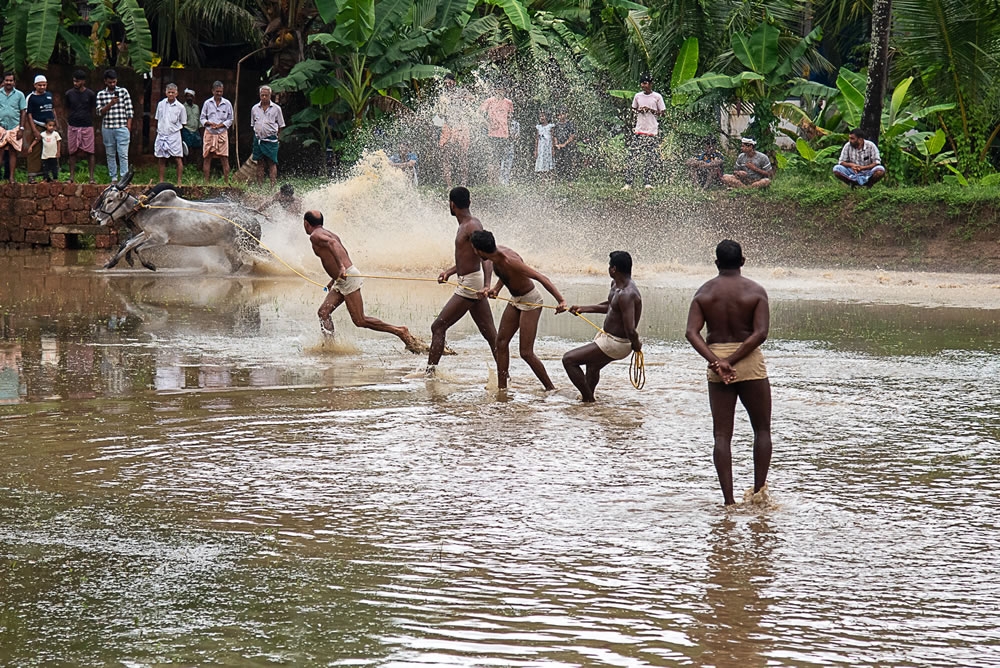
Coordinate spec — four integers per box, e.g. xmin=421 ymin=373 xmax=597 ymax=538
xmin=833 ymin=128 xmax=885 ymax=188
xmin=685 ymin=137 xmax=725 ymax=188
xmin=722 ymin=137 xmax=772 ymax=189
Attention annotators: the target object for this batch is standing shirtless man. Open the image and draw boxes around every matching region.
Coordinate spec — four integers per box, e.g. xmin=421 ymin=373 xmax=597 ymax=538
xmin=427 ymin=187 xmax=498 ymax=373
xmin=561 ymin=251 xmax=642 ymax=402
xmin=470 ymin=230 xmax=567 ymax=390
xmin=685 ymin=240 xmax=772 ymax=506
xmin=305 ymin=210 xmax=419 ymax=351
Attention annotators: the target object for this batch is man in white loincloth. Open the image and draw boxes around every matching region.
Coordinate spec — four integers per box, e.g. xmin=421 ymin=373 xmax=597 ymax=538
xmin=426 ymin=187 xmax=498 ymax=374
xmin=304 ymin=210 xmax=420 ymax=353
xmin=561 ymin=251 xmax=642 ymax=402
xmin=153 ymin=83 xmax=186 ymax=185
xmin=470 ymin=229 xmax=567 ymax=390
xmin=685 ymin=239 xmax=772 ymax=506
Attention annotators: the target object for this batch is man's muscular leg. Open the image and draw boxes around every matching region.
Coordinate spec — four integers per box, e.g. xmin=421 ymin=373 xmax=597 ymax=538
xmin=517 ymin=307 xmax=553 ymax=390
xmin=343 ymin=290 xmax=417 ymax=348
xmin=736 ymin=378 xmax=772 ymax=494
xmin=318 ymin=289 xmax=344 ymax=333
xmin=428 ymin=295 xmax=474 ymax=366
xmin=708 ymin=382 xmax=740 ymax=505
xmin=468 ymin=297 xmax=498 ymax=360
xmin=562 ymin=343 xmax=611 ymax=402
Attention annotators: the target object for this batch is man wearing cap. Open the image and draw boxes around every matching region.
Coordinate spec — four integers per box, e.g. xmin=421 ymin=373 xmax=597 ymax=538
xmin=622 ymin=74 xmax=665 ymax=191
xmin=0 ymin=72 xmax=27 ymax=184
xmin=96 ymin=69 xmax=134 ymax=184
xmin=201 ymin=81 xmax=233 ymax=184
xmin=251 ymin=85 xmax=284 ymax=187
xmin=180 ymin=88 xmax=202 ymax=160
xmin=722 ymin=138 xmax=772 ymax=189
xmin=26 ymin=74 xmax=57 ymax=183
xmin=65 ymin=70 xmax=97 ymax=183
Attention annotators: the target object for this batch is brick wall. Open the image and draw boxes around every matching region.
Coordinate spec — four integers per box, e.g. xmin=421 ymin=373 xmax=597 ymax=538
xmin=0 ymin=182 xmax=238 ymax=248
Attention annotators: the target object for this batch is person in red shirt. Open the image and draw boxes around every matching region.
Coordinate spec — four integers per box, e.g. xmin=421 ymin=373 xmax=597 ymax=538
xmin=479 ymin=84 xmax=514 ymax=184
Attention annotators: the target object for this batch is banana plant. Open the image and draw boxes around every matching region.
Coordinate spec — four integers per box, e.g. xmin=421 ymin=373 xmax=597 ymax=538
xmin=834 ymin=70 xmax=955 ymax=143
xmin=675 ymin=21 xmax=825 ymax=149
xmin=900 ymin=128 xmax=957 ymax=184
xmin=0 ymin=0 xmax=153 ymax=72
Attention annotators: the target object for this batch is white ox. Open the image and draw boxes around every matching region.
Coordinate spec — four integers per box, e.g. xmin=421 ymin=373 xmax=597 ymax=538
xmin=91 ymin=171 xmax=263 ymax=271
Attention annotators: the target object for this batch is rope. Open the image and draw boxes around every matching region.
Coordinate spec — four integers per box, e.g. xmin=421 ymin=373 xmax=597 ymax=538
xmin=135 ymin=202 xmax=646 ymax=389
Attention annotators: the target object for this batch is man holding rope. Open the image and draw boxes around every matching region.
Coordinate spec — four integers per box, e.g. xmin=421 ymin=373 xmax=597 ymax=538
xmin=304 ymin=210 xmax=421 ymax=352
xmin=427 ymin=187 xmax=498 ymax=374
xmin=684 ymin=240 xmax=771 ymax=506
xmin=470 ymin=230 xmax=568 ymax=391
xmin=561 ymin=251 xmax=642 ymax=402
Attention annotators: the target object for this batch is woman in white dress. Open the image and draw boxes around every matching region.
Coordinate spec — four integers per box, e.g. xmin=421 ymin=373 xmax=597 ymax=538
xmin=534 ymin=110 xmax=554 ymax=178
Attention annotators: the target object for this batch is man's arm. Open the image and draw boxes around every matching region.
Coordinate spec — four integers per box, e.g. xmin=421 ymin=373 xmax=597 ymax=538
xmin=517 ymin=261 xmax=567 ymax=311
xmin=685 ymin=297 xmax=720 ymax=364
xmin=617 ymin=292 xmax=642 ymax=351
xmin=569 ymin=301 xmax=609 ymax=315
xmin=324 ymin=237 xmax=352 ymax=279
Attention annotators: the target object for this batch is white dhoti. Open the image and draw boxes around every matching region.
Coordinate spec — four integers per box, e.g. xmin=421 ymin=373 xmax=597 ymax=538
xmin=331 ymin=265 xmax=364 ymax=296
xmin=454 ymin=269 xmax=484 ymax=299
xmin=594 ymin=331 xmax=632 ymax=360
xmin=154 ymin=132 xmax=183 ymax=158
xmin=510 ymin=286 xmax=543 ymax=311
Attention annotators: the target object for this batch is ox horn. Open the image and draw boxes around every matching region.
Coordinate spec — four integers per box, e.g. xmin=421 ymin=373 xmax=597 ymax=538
xmin=118 ymin=169 xmax=135 ymax=188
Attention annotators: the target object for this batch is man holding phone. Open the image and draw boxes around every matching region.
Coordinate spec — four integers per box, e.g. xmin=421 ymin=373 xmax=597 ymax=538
xmin=95 ymin=69 xmax=134 ymax=184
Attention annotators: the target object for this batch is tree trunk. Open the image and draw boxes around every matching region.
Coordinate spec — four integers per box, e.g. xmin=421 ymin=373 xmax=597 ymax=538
xmin=861 ymin=0 xmax=892 ymax=145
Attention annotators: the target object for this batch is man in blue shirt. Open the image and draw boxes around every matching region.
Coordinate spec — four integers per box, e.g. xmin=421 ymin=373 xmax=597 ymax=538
xmin=0 ymin=71 xmax=27 ymax=183
xmin=26 ymin=74 xmax=56 ymax=183
xmin=389 ymin=142 xmax=418 ymax=185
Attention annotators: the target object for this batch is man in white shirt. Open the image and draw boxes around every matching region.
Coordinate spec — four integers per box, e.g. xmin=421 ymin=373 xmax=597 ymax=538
xmin=833 ymin=128 xmax=885 ymax=187
xmin=153 ymin=83 xmax=187 ymax=185
xmin=623 ymin=74 xmax=665 ymax=190
xmin=251 ymin=85 xmax=285 ymax=187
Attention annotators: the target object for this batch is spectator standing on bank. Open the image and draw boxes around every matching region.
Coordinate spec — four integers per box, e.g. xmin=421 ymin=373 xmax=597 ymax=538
xmin=534 ymin=110 xmax=555 ymax=181
xmin=500 ymin=118 xmax=520 ymax=186
xmin=180 ymin=88 xmax=202 ymax=158
xmin=64 ymin=70 xmax=97 ymax=183
xmin=96 ymin=69 xmax=134 ymax=184
xmin=833 ymin=128 xmax=886 ymax=188
xmin=722 ymin=137 xmax=772 ymax=189
xmin=33 ymin=118 xmax=61 ymax=182
xmin=623 ymin=74 xmax=665 ymax=190
xmin=26 ymin=75 xmax=56 ymax=184
xmin=553 ymin=108 xmax=577 ymax=180
xmin=479 ymin=84 xmax=513 ymax=184
xmin=201 ymin=81 xmax=233 ymax=184
xmin=0 ymin=72 xmax=26 ymax=184
xmin=153 ymin=83 xmax=186 ymax=185
xmin=438 ymin=73 xmax=470 ymax=188
xmin=251 ymin=85 xmax=284 ymax=187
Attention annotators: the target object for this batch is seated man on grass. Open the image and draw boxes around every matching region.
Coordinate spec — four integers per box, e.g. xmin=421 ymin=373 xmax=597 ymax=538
xmin=721 ymin=137 xmax=772 ymax=189
xmin=833 ymin=128 xmax=885 ymax=188
xmin=685 ymin=137 xmax=725 ymax=188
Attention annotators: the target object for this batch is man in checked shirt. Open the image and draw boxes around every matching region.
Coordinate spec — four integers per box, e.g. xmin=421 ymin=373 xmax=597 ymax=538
xmin=95 ymin=69 xmax=134 ymax=184
xmin=833 ymin=128 xmax=886 ymax=188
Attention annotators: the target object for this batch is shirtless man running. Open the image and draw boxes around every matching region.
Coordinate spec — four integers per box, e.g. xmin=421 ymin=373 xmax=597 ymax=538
xmin=304 ymin=210 xmax=419 ymax=352
xmin=561 ymin=251 xmax=642 ymax=402
xmin=427 ymin=187 xmax=498 ymax=373
xmin=470 ymin=230 xmax=568 ymax=390
xmin=685 ymin=239 xmax=772 ymax=506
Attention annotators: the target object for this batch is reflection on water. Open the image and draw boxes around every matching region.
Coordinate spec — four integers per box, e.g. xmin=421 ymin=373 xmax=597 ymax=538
xmin=1 ymin=249 xmax=1000 ymax=666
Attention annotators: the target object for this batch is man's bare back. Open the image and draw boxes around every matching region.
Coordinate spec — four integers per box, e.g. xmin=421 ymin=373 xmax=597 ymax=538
xmin=309 ymin=227 xmax=351 ymax=282
xmin=691 ymin=274 xmax=767 ymax=344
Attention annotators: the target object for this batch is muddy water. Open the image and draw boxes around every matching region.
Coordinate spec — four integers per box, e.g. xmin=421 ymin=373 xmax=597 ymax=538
xmin=1 ymin=247 xmax=999 ymax=667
